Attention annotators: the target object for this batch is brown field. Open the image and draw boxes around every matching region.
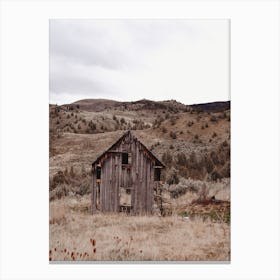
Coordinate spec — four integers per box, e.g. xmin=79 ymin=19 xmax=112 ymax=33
xmin=49 ymin=195 xmax=230 ymax=261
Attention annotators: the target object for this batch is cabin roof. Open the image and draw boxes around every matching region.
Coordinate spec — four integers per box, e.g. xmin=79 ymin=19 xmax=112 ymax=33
xmin=92 ymin=130 xmax=165 ymax=168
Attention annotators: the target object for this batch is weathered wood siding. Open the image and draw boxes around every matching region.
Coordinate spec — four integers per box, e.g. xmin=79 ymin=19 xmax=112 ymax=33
xmin=92 ymin=132 xmax=162 ymax=214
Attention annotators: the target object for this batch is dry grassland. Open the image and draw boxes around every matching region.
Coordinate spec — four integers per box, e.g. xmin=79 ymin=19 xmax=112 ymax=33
xmin=49 ymin=196 xmax=230 ymax=262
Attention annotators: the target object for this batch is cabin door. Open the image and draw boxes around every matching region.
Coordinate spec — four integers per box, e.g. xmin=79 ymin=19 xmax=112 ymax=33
xmin=119 ymin=153 xmax=133 ymax=213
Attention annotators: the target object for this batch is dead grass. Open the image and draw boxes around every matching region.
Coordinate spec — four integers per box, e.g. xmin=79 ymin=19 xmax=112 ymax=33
xmin=49 ymin=196 xmax=230 ymax=261
xmin=49 ymin=199 xmax=67 ymax=225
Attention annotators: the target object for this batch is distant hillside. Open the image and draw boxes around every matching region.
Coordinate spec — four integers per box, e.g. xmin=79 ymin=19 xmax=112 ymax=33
xmin=70 ymin=99 xmax=121 ymax=112
xmin=189 ymin=101 xmax=230 ymax=112
xmin=50 ymin=98 xmax=230 ymax=185
xmin=58 ymin=98 xmax=230 ymax=113
xmin=61 ymin=98 xmax=189 ymax=113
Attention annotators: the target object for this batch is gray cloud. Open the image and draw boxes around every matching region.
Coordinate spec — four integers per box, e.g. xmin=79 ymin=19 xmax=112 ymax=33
xmin=50 ymin=19 xmax=229 ymax=105
xmin=50 ymin=20 xmax=141 ymax=70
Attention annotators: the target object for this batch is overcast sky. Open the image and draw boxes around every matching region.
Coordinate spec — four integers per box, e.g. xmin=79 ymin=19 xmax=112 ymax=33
xmin=49 ymin=19 xmax=229 ymax=105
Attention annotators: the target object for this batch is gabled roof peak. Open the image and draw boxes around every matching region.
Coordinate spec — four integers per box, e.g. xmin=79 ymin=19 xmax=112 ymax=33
xmin=92 ymin=131 xmax=165 ymax=168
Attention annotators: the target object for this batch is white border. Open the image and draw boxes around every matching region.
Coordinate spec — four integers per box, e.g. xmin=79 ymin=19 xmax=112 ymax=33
xmin=0 ymin=1 xmax=279 ymax=279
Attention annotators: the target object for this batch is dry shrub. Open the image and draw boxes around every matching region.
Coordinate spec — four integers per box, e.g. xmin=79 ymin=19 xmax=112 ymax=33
xmin=67 ymin=196 xmax=91 ymax=213
xmin=166 ymin=168 xmax=179 ymax=185
xmin=167 ymin=178 xmax=230 ymax=202
xmin=195 ymin=183 xmax=210 ymax=203
xmin=210 ymin=115 xmax=217 ymax=122
xmin=176 ymin=152 xmax=187 ymax=166
xmin=50 ymin=167 xmax=91 ymax=200
xmin=162 ymin=151 xmax=173 ymax=166
xmin=49 ymin=199 xmax=67 ymax=225
xmin=169 ymin=131 xmax=177 ymax=139
xmin=169 ymin=183 xmax=188 ymax=198
xmin=50 ymin=171 xmax=68 ymax=191
xmin=50 ymin=184 xmax=68 ymax=200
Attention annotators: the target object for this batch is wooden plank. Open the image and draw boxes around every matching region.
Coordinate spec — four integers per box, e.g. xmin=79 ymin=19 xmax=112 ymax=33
xmin=106 ymin=158 xmax=110 ymax=211
xmin=139 ymin=147 xmax=144 ymax=213
xmin=146 ymin=160 xmax=151 ymax=214
xmin=100 ymin=163 xmax=104 ymax=211
xmin=142 ymin=151 xmax=146 ymax=213
xmin=112 ymin=155 xmax=115 ymax=212
xmin=118 ymin=153 xmax=122 ymax=211
xmin=110 ymin=155 xmax=113 ymax=211
xmin=108 ymin=157 xmax=112 ymax=211
xmin=115 ymin=154 xmax=119 ymax=212
xmin=102 ymin=161 xmax=105 ymax=211
xmin=106 ymin=157 xmax=110 ymax=211
xmin=134 ymin=141 xmax=139 ymax=214
xmin=92 ymin=171 xmax=96 ymax=213
xmin=103 ymin=160 xmax=108 ymax=211
xmin=131 ymin=139 xmax=136 ymax=214
xmin=148 ymin=162 xmax=153 ymax=214
xmin=137 ymin=142 xmax=141 ymax=213
xmin=111 ymin=155 xmax=115 ymax=212
xmin=142 ymin=155 xmax=147 ymax=213
xmin=102 ymin=161 xmax=106 ymax=211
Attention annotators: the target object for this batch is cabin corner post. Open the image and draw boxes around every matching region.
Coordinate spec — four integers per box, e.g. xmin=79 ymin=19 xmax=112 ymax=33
xmin=92 ymin=165 xmax=97 ymax=214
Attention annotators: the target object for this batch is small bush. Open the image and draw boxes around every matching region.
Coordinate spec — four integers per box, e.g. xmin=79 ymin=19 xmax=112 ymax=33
xmin=88 ymin=121 xmax=96 ymax=131
xmin=166 ymin=168 xmax=179 ymax=185
xmin=162 ymin=151 xmax=173 ymax=166
xmin=187 ymin=152 xmax=198 ymax=169
xmin=176 ymin=152 xmax=187 ymax=166
xmin=50 ymin=171 xmax=68 ymax=191
xmin=169 ymin=183 xmax=187 ymax=198
xmin=169 ymin=131 xmax=177 ymax=139
xmin=170 ymin=117 xmax=176 ymax=126
xmin=222 ymin=140 xmax=228 ymax=147
xmin=187 ymin=121 xmax=194 ymax=127
xmin=210 ymin=115 xmax=217 ymax=122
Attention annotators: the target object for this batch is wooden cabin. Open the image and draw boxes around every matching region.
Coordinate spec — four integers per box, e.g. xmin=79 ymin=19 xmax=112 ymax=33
xmin=91 ymin=130 xmax=165 ymax=214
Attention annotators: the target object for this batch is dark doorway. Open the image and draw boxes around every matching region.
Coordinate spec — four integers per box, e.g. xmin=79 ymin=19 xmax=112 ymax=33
xmin=122 ymin=153 xmax=128 ymax=164
xmin=154 ymin=168 xmax=161 ymax=181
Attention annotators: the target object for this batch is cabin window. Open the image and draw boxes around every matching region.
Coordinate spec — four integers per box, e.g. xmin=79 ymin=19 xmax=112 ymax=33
xmin=122 ymin=152 xmax=131 ymax=164
xmin=122 ymin=153 xmax=128 ymax=164
xmin=96 ymin=166 xmax=101 ymax=179
xmin=154 ymin=168 xmax=161 ymax=181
